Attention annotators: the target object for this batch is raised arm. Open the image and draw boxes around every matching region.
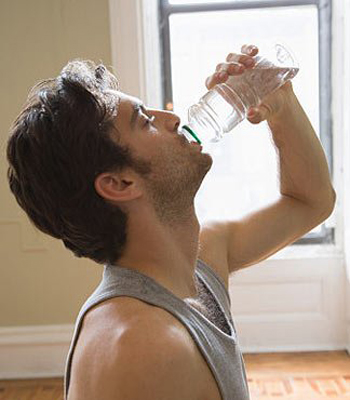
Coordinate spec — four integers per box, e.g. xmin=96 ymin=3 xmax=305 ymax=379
xmin=199 ymin=44 xmax=335 ymax=283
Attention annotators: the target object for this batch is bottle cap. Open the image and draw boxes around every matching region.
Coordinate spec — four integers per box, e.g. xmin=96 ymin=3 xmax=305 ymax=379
xmin=181 ymin=125 xmax=202 ymax=144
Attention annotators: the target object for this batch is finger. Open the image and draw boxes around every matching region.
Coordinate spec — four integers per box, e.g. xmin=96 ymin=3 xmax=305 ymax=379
xmin=247 ymin=107 xmax=262 ymax=124
xmin=215 ymin=62 xmax=225 ymax=72
xmin=215 ymin=62 xmax=244 ymax=74
xmin=206 ymin=62 xmax=245 ymax=90
xmin=241 ymin=44 xmax=259 ymax=56
xmin=205 ymin=71 xmax=227 ymax=90
xmin=225 ymin=53 xmax=256 ymax=68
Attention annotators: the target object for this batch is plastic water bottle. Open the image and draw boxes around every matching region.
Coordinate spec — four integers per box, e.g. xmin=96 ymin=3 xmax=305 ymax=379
xmin=179 ymin=43 xmax=299 ymax=146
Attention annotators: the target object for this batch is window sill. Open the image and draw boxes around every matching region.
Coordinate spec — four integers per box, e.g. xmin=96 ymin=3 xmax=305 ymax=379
xmin=269 ymin=244 xmax=343 ymax=261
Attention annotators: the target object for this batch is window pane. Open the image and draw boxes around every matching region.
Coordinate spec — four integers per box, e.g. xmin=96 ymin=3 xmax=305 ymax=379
xmin=169 ymin=5 xmax=320 ymax=233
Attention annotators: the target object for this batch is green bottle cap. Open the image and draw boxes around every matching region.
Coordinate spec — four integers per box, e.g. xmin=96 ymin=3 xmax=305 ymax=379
xmin=182 ymin=125 xmax=202 ymax=145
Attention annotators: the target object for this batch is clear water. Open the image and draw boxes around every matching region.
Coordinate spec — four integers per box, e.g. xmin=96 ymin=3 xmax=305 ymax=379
xmin=224 ymin=66 xmax=299 ymax=108
xmin=186 ymin=66 xmax=299 ymax=144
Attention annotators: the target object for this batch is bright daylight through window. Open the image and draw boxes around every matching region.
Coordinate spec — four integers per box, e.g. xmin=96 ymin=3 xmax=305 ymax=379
xmin=159 ymin=0 xmax=334 ymax=245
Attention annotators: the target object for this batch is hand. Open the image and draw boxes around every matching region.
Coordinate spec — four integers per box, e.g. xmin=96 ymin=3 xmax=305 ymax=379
xmin=205 ymin=44 xmax=296 ymax=124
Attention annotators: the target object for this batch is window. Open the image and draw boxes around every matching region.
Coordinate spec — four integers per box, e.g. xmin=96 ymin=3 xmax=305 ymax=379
xmin=159 ymin=0 xmax=334 ymax=245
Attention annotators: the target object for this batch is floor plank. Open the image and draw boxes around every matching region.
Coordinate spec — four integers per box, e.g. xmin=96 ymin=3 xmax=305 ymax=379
xmin=244 ymin=351 xmax=350 ymax=399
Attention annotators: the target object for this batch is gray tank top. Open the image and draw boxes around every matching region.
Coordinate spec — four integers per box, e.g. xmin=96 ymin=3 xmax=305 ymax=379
xmin=64 ymin=259 xmax=250 ymax=400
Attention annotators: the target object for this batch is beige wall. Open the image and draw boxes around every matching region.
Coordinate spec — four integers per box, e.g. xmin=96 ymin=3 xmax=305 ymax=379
xmin=0 ymin=0 xmax=113 ymax=326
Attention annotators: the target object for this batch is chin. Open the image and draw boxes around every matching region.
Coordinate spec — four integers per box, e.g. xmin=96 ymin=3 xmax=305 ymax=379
xmin=201 ymin=152 xmax=213 ymax=172
xmin=195 ymin=155 xmax=213 ymax=189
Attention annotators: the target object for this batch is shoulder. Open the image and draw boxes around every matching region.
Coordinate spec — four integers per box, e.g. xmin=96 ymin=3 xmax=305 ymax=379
xmin=99 ymin=307 xmax=202 ymax=400
xmin=71 ymin=299 xmax=202 ymax=400
xmin=198 ymin=220 xmax=230 ymax=291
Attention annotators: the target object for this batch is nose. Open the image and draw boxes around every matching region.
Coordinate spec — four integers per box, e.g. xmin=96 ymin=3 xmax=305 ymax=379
xmin=153 ymin=109 xmax=180 ymax=133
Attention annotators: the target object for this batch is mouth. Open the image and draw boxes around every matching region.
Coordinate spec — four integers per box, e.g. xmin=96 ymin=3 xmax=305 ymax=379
xmin=190 ymin=141 xmax=203 ymax=151
xmin=178 ymin=126 xmax=201 ymax=144
xmin=177 ymin=131 xmax=203 ymax=152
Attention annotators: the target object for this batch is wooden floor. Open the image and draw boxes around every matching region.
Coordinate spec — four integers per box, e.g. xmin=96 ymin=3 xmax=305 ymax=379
xmin=0 ymin=351 xmax=349 ymax=399
xmin=244 ymin=350 xmax=350 ymax=399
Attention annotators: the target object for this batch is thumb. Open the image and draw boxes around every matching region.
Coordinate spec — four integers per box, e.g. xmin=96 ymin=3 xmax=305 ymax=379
xmin=247 ymin=104 xmax=272 ymax=124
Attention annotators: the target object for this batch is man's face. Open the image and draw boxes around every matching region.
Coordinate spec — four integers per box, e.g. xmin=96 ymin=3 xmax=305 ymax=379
xmin=111 ymin=91 xmax=213 ymax=222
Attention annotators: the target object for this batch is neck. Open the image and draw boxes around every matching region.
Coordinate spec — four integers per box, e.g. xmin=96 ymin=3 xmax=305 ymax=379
xmin=115 ymin=203 xmax=201 ymax=300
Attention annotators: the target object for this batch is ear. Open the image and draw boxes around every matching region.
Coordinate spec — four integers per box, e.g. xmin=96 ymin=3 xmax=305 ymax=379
xmin=94 ymin=170 xmax=143 ymax=203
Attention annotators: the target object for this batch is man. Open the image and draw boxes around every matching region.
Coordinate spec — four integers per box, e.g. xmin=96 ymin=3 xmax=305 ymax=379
xmin=7 ymin=44 xmax=335 ymax=400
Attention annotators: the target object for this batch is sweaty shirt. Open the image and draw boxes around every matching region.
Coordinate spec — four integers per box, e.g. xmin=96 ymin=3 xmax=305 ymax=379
xmin=64 ymin=259 xmax=250 ymax=400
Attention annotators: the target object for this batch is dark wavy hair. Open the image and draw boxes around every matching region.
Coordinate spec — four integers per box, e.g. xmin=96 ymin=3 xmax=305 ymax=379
xmin=6 ymin=60 xmax=150 ymax=265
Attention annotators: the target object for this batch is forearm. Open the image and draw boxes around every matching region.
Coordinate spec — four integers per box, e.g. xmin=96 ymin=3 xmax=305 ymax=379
xmin=267 ymin=91 xmax=336 ymax=210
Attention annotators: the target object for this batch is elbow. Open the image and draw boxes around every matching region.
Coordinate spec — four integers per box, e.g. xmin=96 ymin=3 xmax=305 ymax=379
xmin=328 ymin=187 xmax=337 ymax=210
xmin=331 ymin=187 xmax=337 ymax=204
xmin=320 ymin=187 xmax=337 ymax=218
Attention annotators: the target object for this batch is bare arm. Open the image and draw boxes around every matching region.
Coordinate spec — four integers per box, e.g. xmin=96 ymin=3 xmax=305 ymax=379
xmin=199 ymin=44 xmax=335 ymax=278
xmin=262 ymin=81 xmax=335 ymax=207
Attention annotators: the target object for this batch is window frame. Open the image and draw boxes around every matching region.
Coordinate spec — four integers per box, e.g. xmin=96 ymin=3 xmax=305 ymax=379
xmin=158 ymin=0 xmax=334 ymax=245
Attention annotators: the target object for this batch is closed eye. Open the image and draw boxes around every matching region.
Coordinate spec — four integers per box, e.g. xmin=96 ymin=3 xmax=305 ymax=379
xmin=143 ymin=115 xmax=155 ymax=126
xmin=139 ymin=106 xmax=155 ymax=127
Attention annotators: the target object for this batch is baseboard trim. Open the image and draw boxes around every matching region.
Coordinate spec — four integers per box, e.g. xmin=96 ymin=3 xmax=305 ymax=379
xmin=0 ymin=324 xmax=74 ymax=345
xmin=241 ymin=343 xmax=349 ymax=354
xmin=346 ymin=321 xmax=350 ymax=355
xmin=0 ymin=324 xmax=74 ymax=379
xmin=0 ymin=323 xmax=349 ymax=379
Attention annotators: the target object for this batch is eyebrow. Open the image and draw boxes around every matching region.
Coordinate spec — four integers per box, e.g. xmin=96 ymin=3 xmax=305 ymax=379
xmin=130 ymin=102 xmax=145 ymax=129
